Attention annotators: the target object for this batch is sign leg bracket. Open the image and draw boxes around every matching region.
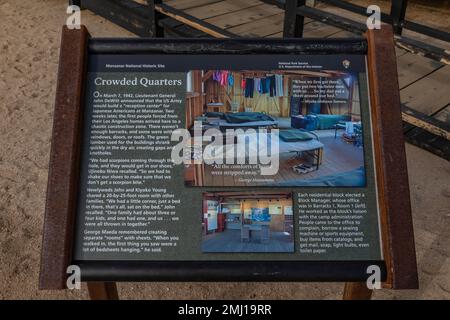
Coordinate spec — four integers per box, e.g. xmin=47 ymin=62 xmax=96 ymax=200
xmin=87 ymin=282 xmax=119 ymax=300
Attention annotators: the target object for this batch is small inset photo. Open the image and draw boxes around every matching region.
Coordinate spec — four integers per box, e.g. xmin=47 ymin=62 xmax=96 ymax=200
xmin=201 ymin=191 xmax=294 ymax=253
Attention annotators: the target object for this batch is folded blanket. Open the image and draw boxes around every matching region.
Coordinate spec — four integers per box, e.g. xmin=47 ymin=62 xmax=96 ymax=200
xmin=224 ymin=112 xmax=274 ymax=124
xmin=309 ymin=114 xmax=350 ymax=130
xmin=279 ymin=129 xmax=314 ymax=142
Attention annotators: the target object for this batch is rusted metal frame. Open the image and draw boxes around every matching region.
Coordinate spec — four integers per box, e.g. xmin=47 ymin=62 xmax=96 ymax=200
xmin=343 ymin=282 xmax=373 ymax=300
xmin=76 ymin=260 xmax=386 ymax=282
xmin=366 ymin=26 xmax=418 ymax=289
xmin=39 ymin=26 xmax=89 ymax=290
xmin=87 ymin=282 xmax=119 ymax=300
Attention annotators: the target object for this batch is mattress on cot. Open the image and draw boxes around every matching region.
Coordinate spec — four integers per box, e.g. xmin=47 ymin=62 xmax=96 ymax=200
xmin=224 ymin=112 xmax=275 ymax=124
xmin=201 ymin=133 xmax=323 ymax=162
xmin=279 ymin=129 xmax=315 ymax=142
xmin=275 ymin=166 xmax=366 ymax=187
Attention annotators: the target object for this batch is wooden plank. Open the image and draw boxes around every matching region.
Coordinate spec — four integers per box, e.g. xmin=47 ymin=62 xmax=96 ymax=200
xmin=434 ymin=105 xmax=450 ymax=124
xmin=205 ymin=3 xmax=283 ymax=29
xmin=303 ymin=20 xmax=343 ymax=38
xmin=164 ymin=0 xmax=223 ymax=10
xmin=325 ymin=29 xmax=357 ymax=38
xmin=266 ymin=31 xmax=283 ymax=38
xmin=185 ymin=0 xmax=262 ymax=20
xmin=396 ymin=52 xmax=443 ymax=89
xmin=229 ymin=16 xmax=317 ymax=37
xmin=227 ymin=13 xmax=285 ymax=36
xmin=156 ymin=4 xmax=237 ymax=38
xmin=160 ymin=18 xmax=209 ymax=37
xmin=400 ymin=65 xmax=450 ymax=115
xmin=396 ymin=47 xmax=409 ymax=57
xmin=401 ymin=105 xmax=450 ymax=140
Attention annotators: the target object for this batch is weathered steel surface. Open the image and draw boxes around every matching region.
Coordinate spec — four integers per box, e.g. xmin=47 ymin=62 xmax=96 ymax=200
xmin=39 ymin=26 xmax=89 ymax=290
xmin=89 ymin=37 xmax=368 ymax=54
xmin=75 ymin=260 xmax=387 ymax=282
xmin=366 ymin=26 xmax=418 ymax=289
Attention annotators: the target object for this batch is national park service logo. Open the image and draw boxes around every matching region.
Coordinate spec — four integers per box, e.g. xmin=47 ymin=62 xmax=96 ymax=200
xmin=342 ymin=59 xmax=350 ymax=69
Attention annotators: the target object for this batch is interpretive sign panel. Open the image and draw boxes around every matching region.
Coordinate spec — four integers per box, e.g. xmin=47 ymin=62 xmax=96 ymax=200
xmin=39 ymin=26 xmax=418 ymax=290
xmin=75 ymin=54 xmax=381 ymax=263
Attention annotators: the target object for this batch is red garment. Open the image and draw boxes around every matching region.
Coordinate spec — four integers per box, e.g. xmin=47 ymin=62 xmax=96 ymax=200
xmin=220 ymin=71 xmax=228 ymax=86
xmin=241 ymin=78 xmax=246 ymax=89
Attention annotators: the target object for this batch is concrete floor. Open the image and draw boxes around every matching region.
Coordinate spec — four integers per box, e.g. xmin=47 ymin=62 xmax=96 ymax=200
xmin=202 ymin=229 xmax=294 ymax=253
xmin=0 ymin=0 xmax=449 ymax=299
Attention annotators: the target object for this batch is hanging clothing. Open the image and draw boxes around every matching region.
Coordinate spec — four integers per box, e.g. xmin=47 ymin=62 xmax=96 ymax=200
xmin=220 ymin=71 xmax=228 ymax=86
xmin=241 ymin=77 xmax=246 ymax=90
xmin=254 ymin=78 xmax=262 ymax=94
xmin=212 ymin=70 xmax=221 ymax=82
xmin=275 ymin=74 xmax=283 ymax=97
xmin=268 ymin=75 xmax=276 ymax=97
xmin=261 ymin=77 xmax=269 ymax=94
xmin=228 ymin=73 xmax=234 ymax=87
xmin=245 ymin=78 xmax=254 ymax=98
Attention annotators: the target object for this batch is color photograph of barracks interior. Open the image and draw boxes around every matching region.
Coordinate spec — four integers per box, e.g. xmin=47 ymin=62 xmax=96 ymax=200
xmin=184 ymin=69 xmax=366 ymax=188
xmin=201 ymin=192 xmax=294 ymax=253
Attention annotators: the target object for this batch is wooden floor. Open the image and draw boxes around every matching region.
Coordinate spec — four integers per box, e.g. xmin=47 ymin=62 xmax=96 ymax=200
xmin=203 ymin=129 xmax=365 ymax=186
xmin=202 ymin=229 xmax=294 ymax=252
xmin=161 ymin=0 xmax=449 ymax=153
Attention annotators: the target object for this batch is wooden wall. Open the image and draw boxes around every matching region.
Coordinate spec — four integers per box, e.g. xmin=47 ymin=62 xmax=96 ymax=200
xmin=186 ymin=70 xmax=204 ymax=129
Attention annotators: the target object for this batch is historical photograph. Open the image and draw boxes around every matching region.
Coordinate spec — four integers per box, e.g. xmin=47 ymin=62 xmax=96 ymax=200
xmin=184 ymin=69 xmax=366 ymax=187
xmin=201 ymin=192 xmax=294 ymax=253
